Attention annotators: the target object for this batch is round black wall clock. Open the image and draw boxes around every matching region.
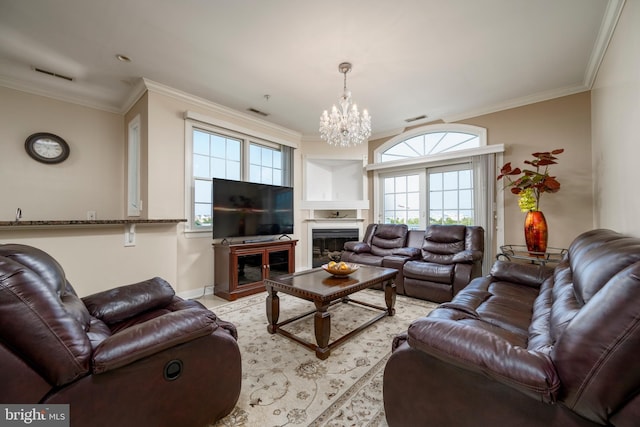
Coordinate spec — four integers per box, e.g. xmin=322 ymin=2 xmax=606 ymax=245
xmin=25 ymin=132 xmax=70 ymax=164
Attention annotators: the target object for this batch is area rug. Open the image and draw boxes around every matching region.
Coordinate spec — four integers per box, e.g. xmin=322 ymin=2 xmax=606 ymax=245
xmin=208 ymin=289 xmax=437 ymax=427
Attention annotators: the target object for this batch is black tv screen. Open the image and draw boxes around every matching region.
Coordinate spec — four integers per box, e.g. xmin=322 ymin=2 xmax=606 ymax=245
xmin=212 ymin=178 xmax=294 ymax=239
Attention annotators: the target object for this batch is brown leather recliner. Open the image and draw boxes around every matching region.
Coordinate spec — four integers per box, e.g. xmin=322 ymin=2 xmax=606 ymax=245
xmin=402 ymin=224 xmax=484 ymax=302
xmin=341 ymin=223 xmax=410 ymax=266
xmin=0 ymin=244 xmax=241 ymax=427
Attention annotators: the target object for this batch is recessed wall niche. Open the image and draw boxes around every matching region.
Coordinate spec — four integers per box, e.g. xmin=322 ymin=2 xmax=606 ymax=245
xmin=301 ymin=156 xmax=368 ymax=209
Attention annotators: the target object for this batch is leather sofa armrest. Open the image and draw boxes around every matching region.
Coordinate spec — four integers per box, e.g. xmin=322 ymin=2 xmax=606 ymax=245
xmin=451 ymin=249 xmax=483 ymax=263
xmin=344 ymin=241 xmax=371 ymax=253
xmin=392 ymin=247 xmax=421 ymax=259
xmin=92 ymin=309 xmax=216 ymax=374
xmin=489 ymin=260 xmax=554 ymax=288
xmin=82 ymin=277 xmax=175 ymax=324
xmin=407 ymin=316 xmax=560 ymax=403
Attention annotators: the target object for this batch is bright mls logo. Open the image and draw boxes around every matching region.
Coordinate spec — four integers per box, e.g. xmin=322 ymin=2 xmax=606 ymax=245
xmin=0 ymin=405 xmax=69 ymax=426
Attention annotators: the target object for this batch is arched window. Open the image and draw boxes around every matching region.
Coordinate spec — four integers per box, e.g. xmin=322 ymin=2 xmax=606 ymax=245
xmin=368 ymin=124 xmax=503 ymax=273
xmin=375 ymin=123 xmax=486 ymax=164
xmin=381 ymin=129 xmax=480 ymax=162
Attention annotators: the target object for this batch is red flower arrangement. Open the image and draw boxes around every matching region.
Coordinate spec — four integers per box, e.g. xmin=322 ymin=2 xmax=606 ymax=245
xmin=497 ymin=149 xmax=564 ymax=212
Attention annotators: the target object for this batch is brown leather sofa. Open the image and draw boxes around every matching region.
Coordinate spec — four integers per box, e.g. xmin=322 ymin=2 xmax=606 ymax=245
xmin=0 ymin=244 xmax=241 ymax=427
xmin=341 ymin=223 xmax=484 ymax=301
xmin=383 ymin=229 xmax=640 ymax=427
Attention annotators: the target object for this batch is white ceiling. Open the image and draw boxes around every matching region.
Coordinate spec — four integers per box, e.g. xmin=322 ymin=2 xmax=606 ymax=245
xmin=0 ymin=0 xmax=622 ymax=139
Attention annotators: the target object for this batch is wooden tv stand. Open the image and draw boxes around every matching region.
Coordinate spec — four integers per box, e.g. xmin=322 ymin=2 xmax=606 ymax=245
xmin=213 ymin=239 xmax=297 ymax=301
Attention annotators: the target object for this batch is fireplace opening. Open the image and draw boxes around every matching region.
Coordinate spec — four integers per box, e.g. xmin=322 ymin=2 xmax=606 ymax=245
xmin=312 ymin=228 xmax=359 ymax=268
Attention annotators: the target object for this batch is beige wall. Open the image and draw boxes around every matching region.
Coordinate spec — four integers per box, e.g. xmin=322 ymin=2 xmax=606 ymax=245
xmin=0 ymin=87 xmax=123 ymax=220
xmin=464 ymin=92 xmax=593 ymax=249
xmin=592 ymin=0 xmax=640 ymax=237
xmin=1 ymin=226 xmax=180 ymax=296
xmin=0 ymin=87 xmax=180 ymax=296
xmin=146 ymin=91 xmax=185 ymax=219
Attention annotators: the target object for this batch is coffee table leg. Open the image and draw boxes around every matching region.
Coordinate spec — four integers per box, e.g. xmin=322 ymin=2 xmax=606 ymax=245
xmin=383 ymin=279 xmax=396 ymax=316
xmin=266 ymin=287 xmax=280 ymax=334
xmin=314 ymin=301 xmax=331 ymax=360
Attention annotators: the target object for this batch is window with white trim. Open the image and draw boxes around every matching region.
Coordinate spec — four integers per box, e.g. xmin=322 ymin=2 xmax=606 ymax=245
xmin=377 ymin=125 xmax=483 ymax=228
xmin=372 ymin=124 xmax=500 ymax=272
xmin=127 ymin=115 xmax=141 ymax=217
xmin=382 ymin=172 xmax=421 ymax=228
xmin=380 ymin=129 xmax=480 ymax=162
xmin=428 ymin=164 xmax=474 ymax=225
xmin=188 ymin=123 xmax=292 ymax=230
xmin=249 ymin=142 xmax=283 ymax=185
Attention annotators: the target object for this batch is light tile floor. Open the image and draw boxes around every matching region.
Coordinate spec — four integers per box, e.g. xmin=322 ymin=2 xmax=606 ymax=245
xmin=191 ymin=293 xmax=231 ymax=308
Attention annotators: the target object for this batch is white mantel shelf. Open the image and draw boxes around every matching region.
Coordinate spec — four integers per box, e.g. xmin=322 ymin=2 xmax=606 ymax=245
xmin=304 ymin=218 xmax=365 ymax=223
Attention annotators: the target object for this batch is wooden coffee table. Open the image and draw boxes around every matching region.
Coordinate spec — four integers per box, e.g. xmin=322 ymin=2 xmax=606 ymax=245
xmin=264 ymin=264 xmax=398 ymax=359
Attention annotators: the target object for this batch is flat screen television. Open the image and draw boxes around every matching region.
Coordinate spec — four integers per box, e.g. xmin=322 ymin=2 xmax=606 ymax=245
xmin=212 ymin=178 xmax=294 ymax=240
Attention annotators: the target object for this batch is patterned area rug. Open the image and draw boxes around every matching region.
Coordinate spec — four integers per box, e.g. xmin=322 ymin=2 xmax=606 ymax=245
xmin=208 ymin=289 xmax=437 ymax=427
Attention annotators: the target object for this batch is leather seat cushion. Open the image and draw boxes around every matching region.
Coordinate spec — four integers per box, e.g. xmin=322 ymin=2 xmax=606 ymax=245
xmin=341 ymin=252 xmax=384 ymax=266
xmin=404 ymin=260 xmax=454 ymax=284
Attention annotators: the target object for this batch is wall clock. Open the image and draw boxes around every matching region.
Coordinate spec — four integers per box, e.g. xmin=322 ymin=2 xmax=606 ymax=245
xmin=25 ymin=132 xmax=70 ymax=164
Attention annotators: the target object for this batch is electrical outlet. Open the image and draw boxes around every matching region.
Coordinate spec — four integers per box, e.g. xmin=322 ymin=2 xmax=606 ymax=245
xmin=87 ymin=211 xmax=96 ymax=220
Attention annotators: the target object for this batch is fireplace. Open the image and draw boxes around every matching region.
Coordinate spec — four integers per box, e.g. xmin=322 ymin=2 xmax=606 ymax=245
xmin=311 ymin=228 xmax=359 ymax=268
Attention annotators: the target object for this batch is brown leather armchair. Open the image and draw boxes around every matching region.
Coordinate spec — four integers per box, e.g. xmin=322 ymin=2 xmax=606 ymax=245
xmin=0 ymin=244 xmax=241 ymax=427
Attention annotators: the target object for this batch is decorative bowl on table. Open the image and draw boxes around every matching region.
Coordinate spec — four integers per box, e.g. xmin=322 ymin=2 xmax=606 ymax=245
xmin=322 ymin=262 xmax=359 ymax=277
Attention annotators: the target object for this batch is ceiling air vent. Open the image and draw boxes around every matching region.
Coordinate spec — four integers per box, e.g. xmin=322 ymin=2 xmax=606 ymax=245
xmin=247 ymin=107 xmax=269 ymax=117
xmin=404 ymin=114 xmax=427 ymax=123
xmin=32 ymin=67 xmax=74 ymax=82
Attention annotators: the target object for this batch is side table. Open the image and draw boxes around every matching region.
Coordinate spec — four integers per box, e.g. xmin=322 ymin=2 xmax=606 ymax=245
xmin=497 ymin=245 xmax=567 ymax=267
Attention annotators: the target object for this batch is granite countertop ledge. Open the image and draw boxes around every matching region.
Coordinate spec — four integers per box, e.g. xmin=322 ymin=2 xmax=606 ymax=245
xmin=0 ymin=219 xmax=187 ymax=226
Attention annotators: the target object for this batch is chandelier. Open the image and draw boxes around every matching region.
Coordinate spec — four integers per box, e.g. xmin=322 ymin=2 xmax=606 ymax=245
xmin=319 ymin=62 xmax=371 ymax=147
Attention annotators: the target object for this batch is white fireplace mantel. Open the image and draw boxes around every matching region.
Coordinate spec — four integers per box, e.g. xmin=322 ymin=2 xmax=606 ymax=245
xmin=304 ymin=217 xmax=365 ymax=268
xmin=304 ymin=218 xmax=365 ymax=224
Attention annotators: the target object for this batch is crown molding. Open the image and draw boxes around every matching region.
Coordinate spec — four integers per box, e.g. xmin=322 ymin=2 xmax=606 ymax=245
xmin=119 ymin=78 xmax=148 ymax=113
xmin=0 ymin=75 xmax=121 ymax=114
xmin=441 ymin=83 xmax=589 ymax=123
xmin=140 ymin=78 xmax=301 ymax=146
xmin=583 ymin=0 xmax=626 ymax=88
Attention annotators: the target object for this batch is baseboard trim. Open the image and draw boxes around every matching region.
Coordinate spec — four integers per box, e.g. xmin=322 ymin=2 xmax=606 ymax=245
xmin=178 ymin=285 xmax=214 ymax=300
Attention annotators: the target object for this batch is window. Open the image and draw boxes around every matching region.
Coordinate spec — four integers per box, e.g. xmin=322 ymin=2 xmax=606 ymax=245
xmin=381 ymin=131 xmax=479 ymax=162
xmin=370 ymin=124 xmax=502 ymax=272
xmin=382 ymin=173 xmax=421 ymax=228
xmin=249 ymin=143 xmax=282 ymax=185
xmin=376 ymin=125 xmax=484 ymax=229
xmin=428 ymin=164 xmax=474 ymax=225
xmin=380 ymin=163 xmax=474 ymax=230
xmin=188 ymin=124 xmax=292 ymax=230
xmin=127 ymin=115 xmax=141 ymax=217
xmin=192 ymin=129 xmax=241 ymax=227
